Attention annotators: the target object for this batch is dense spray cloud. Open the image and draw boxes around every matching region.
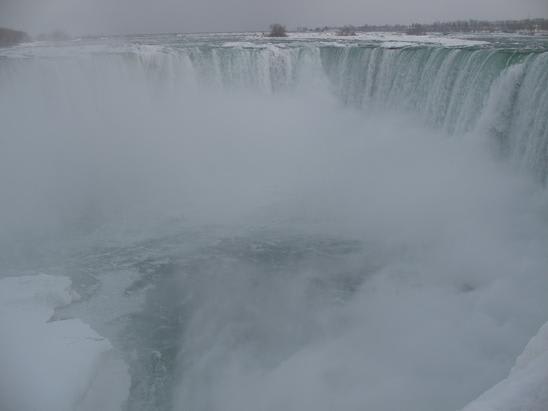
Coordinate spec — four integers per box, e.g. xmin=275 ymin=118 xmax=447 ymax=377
xmin=0 ymin=0 xmax=547 ymax=35
xmin=1 ymin=1 xmax=548 ymax=402
xmin=1 ymin=41 xmax=547 ymax=410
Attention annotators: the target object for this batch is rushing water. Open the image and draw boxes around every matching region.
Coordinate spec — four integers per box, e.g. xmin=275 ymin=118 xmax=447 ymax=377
xmin=1 ymin=33 xmax=547 ymax=411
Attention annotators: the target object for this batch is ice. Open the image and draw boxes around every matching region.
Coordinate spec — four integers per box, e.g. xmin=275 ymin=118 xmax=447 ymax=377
xmin=286 ymin=31 xmax=489 ymax=47
xmin=380 ymin=41 xmax=416 ymax=48
xmin=460 ymin=321 xmax=548 ymax=411
xmin=222 ymin=41 xmax=261 ymax=48
xmin=0 ymin=274 xmax=130 ymax=411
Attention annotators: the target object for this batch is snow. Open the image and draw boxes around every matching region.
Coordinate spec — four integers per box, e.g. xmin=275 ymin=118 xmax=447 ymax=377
xmin=0 ymin=31 xmax=490 ymax=61
xmin=0 ymin=274 xmax=130 ymax=411
xmin=287 ymin=31 xmax=489 ymax=47
xmin=460 ymin=321 xmax=548 ymax=411
xmin=380 ymin=41 xmax=416 ymax=48
xmin=222 ymin=41 xmax=261 ymax=48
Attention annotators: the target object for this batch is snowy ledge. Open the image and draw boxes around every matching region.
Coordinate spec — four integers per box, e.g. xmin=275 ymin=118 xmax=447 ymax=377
xmin=285 ymin=31 xmax=490 ymax=47
xmin=0 ymin=274 xmax=130 ymax=411
xmin=460 ymin=321 xmax=548 ymax=411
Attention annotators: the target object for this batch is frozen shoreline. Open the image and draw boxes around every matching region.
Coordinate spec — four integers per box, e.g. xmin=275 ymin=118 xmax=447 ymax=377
xmin=286 ymin=31 xmax=490 ymax=46
xmin=0 ymin=274 xmax=130 ymax=411
xmin=460 ymin=321 xmax=548 ymax=411
xmin=2 ymin=274 xmax=546 ymax=411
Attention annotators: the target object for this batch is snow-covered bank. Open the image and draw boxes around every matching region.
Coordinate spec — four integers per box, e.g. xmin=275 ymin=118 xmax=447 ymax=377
xmin=0 ymin=274 xmax=130 ymax=411
xmin=286 ymin=31 xmax=489 ymax=47
xmin=461 ymin=321 xmax=548 ymax=411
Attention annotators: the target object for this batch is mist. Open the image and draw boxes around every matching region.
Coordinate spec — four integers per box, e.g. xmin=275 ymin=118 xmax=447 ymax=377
xmin=1 ymin=32 xmax=547 ymax=411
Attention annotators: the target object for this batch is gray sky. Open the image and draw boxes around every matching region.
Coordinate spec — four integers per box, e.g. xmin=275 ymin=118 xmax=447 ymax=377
xmin=1 ymin=0 xmax=547 ymax=36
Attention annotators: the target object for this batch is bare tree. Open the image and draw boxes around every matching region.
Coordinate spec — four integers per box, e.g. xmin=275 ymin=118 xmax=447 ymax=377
xmin=338 ymin=25 xmax=356 ymax=36
xmin=406 ymin=24 xmax=426 ymax=35
xmin=269 ymin=24 xmax=287 ymax=37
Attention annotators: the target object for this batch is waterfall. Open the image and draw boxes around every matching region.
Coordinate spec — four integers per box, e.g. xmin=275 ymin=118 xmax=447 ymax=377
xmin=1 ymin=42 xmax=546 ymax=179
xmin=2 ymin=36 xmax=548 ymax=411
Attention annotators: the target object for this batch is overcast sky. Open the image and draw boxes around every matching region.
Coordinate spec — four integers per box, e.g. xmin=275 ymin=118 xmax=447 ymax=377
xmin=1 ymin=0 xmax=547 ymax=36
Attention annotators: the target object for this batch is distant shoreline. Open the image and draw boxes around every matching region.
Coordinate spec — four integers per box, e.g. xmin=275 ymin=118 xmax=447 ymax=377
xmin=2 ymin=17 xmax=546 ymax=43
xmin=298 ymin=18 xmax=548 ymax=36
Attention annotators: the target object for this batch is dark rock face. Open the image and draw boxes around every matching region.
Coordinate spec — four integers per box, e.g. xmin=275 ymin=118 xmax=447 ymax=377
xmin=0 ymin=27 xmax=30 ymax=47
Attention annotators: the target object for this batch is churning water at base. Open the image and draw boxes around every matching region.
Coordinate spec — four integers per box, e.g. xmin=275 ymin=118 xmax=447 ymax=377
xmin=0 ymin=33 xmax=547 ymax=411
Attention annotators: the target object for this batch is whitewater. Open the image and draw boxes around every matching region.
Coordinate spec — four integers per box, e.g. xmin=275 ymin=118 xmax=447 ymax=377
xmin=0 ymin=32 xmax=547 ymax=411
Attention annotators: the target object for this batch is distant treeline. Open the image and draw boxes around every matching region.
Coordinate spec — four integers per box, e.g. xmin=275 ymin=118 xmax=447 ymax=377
xmin=0 ymin=27 xmax=73 ymax=47
xmin=0 ymin=27 xmax=30 ymax=47
xmin=298 ymin=18 xmax=548 ymax=35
